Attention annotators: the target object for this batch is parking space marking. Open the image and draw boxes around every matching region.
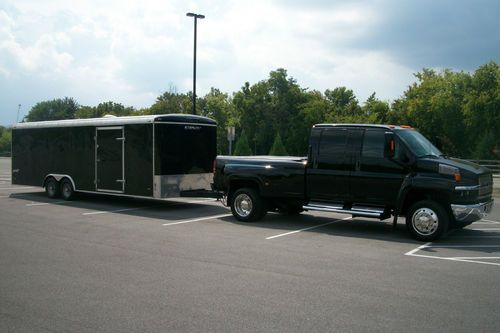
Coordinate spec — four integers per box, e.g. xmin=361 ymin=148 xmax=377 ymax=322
xmin=82 ymin=199 xmax=219 ymax=216
xmin=26 ymin=201 xmax=70 ymax=207
xmin=405 ymin=243 xmax=500 ymax=267
xmin=162 ymin=213 xmax=232 ymax=226
xmin=469 ymin=228 xmax=500 ymax=231
xmin=83 ymin=206 xmax=157 ymax=216
xmin=266 ymin=217 xmax=352 ymax=240
xmin=0 ymin=186 xmax=35 ymax=190
xmin=481 ymin=219 xmax=500 ymax=224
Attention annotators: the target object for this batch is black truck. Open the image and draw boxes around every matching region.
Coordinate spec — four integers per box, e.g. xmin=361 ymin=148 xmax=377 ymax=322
xmin=213 ymin=124 xmax=494 ymax=241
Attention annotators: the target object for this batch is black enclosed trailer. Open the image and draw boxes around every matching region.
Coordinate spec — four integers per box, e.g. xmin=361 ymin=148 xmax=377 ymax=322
xmin=11 ymin=114 xmax=217 ymax=200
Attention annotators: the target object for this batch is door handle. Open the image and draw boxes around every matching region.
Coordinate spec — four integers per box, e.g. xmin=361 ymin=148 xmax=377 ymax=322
xmin=355 ymin=160 xmax=361 ymax=171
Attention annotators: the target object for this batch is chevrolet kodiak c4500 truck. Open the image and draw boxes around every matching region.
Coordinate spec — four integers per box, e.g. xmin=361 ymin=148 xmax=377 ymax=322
xmin=213 ymin=124 xmax=494 ymax=241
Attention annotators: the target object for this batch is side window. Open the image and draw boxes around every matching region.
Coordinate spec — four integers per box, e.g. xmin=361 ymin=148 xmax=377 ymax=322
xmin=361 ymin=129 xmax=385 ymax=158
xmin=316 ymin=128 xmax=348 ymax=169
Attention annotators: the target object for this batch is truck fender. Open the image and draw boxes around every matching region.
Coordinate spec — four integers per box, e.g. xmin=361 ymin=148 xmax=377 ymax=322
xmin=395 ymin=174 xmax=414 ymax=215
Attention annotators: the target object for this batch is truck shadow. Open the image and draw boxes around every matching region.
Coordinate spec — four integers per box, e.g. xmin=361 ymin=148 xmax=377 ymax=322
xmin=10 ymin=191 xmax=500 ymax=251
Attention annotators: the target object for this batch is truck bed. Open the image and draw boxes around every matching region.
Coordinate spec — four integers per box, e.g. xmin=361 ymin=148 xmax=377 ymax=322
xmin=214 ymin=155 xmax=307 ymax=199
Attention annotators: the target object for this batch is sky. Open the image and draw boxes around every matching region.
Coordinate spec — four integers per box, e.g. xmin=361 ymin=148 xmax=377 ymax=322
xmin=1 ymin=0 xmax=499 ymax=126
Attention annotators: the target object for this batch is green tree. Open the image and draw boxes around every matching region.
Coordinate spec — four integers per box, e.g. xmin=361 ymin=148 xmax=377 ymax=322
xmin=233 ymin=130 xmax=252 ymax=156
xmin=201 ymin=88 xmax=235 ymax=155
xmin=324 ymin=87 xmax=362 ymax=122
xmin=0 ymin=128 xmax=12 ymax=156
xmin=463 ymin=61 xmax=500 ymax=158
xmin=25 ymin=97 xmax=78 ymax=121
xmin=362 ymin=93 xmax=391 ymax=123
xmin=269 ymin=133 xmax=288 ymax=156
xmin=147 ymin=88 xmax=192 ymax=115
xmin=391 ymin=68 xmax=471 ymax=156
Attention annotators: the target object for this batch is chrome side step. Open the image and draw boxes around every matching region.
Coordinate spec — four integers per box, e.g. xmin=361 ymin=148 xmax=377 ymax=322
xmin=303 ymin=202 xmax=385 ymax=218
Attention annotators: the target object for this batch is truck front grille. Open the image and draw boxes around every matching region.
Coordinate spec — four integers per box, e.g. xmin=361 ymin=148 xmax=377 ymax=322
xmin=479 ymin=174 xmax=493 ymax=197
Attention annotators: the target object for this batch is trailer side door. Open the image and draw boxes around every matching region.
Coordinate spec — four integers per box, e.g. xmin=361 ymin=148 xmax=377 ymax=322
xmin=96 ymin=127 xmax=125 ymax=193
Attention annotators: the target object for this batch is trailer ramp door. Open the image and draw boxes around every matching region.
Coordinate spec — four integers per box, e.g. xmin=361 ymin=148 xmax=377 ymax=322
xmin=96 ymin=127 xmax=124 ymax=193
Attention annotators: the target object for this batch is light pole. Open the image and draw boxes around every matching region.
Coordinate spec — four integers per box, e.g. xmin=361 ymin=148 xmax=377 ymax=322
xmin=186 ymin=12 xmax=205 ymax=115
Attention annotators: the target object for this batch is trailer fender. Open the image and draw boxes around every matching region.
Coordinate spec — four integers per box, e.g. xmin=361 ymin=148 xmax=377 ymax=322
xmin=43 ymin=174 xmax=76 ymax=191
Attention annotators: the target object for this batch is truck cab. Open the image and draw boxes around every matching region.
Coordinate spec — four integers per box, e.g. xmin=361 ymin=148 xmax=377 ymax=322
xmin=305 ymin=124 xmax=493 ymax=240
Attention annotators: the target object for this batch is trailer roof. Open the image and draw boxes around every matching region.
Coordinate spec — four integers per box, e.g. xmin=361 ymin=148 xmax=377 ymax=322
xmin=13 ymin=114 xmax=217 ymax=129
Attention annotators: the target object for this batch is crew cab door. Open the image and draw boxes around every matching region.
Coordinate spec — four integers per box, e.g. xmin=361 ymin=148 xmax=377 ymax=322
xmin=350 ymin=129 xmax=407 ymax=205
xmin=306 ymin=128 xmax=362 ymax=202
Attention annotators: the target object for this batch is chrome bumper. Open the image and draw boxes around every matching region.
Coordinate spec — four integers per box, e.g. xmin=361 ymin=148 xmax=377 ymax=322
xmin=451 ymin=199 xmax=494 ymax=223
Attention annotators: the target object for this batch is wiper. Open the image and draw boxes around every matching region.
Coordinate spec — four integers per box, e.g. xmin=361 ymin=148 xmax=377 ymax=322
xmin=419 ymin=154 xmax=440 ymax=159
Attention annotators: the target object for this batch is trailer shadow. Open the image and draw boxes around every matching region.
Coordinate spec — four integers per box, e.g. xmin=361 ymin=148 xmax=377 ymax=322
xmin=10 ymin=191 xmax=229 ymax=220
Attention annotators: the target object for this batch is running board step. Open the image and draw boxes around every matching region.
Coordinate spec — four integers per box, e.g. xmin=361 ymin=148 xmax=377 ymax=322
xmin=303 ymin=203 xmax=385 ymax=218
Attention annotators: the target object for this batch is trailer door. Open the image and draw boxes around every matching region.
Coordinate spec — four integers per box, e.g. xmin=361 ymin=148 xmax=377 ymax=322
xmin=96 ymin=127 xmax=125 ymax=193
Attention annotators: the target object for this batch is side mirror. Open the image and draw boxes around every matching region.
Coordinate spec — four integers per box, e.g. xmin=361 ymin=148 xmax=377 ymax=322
xmin=384 ymin=132 xmax=396 ymax=158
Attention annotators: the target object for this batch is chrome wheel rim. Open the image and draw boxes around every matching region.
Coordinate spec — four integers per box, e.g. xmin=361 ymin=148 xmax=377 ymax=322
xmin=234 ymin=193 xmax=253 ymax=217
xmin=412 ymin=208 xmax=439 ymax=236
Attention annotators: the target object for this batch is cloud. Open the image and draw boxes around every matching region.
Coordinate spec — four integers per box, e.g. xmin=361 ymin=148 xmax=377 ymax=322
xmin=0 ymin=0 xmax=499 ymax=126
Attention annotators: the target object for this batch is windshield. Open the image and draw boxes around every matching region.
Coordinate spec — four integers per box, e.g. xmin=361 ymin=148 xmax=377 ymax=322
xmin=395 ymin=129 xmax=442 ymax=158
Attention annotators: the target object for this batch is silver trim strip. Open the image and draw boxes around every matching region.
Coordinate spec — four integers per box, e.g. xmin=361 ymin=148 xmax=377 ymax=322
xmin=97 ymin=126 xmax=123 ymax=130
xmin=303 ymin=204 xmax=383 ymax=217
xmin=154 ymin=121 xmax=217 ymax=127
xmin=95 ymin=189 xmax=124 ymax=194
xmin=455 ymin=185 xmax=480 ymax=191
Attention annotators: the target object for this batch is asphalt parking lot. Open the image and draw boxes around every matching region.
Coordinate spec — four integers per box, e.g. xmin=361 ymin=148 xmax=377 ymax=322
xmin=1 ymin=157 xmax=499 ymax=332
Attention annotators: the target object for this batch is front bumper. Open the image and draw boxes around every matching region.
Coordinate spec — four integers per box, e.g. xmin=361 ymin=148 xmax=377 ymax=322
xmin=451 ymin=199 xmax=494 ymax=223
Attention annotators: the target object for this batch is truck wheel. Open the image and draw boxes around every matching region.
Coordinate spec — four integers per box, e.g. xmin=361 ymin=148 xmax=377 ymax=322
xmin=231 ymin=188 xmax=266 ymax=222
xmin=406 ymin=200 xmax=449 ymax=241
xmin=45 ymin=177 xmax=60 ymax=198
xmin=60 ymin=179 xmax=74 ymax=200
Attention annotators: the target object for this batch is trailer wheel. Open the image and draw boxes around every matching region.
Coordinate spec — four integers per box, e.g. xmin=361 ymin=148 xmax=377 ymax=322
xmin=45 ymin=177 xmax=60 ymax=198
xmin=406 ymin=200 xmax=449 ymax=241
xmin=60 ymin=179 xmax=74 ymax=200
xmin=231 ymin=188 xmax=266 ymax=222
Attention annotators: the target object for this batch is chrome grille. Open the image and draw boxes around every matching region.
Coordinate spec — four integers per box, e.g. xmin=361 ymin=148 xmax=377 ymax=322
xmin=479 ymin=174 xmax=493 ymax=196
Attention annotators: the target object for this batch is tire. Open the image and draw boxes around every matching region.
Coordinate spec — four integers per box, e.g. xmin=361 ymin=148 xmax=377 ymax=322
xmin=230 ymin=188 xmax=267 ymax=222
xmin=406 ymin=200 xmax=449 ymax=241
xmin=45 ymin=177 xmax=60 ymax=198
xmin=60 ymin=179 xmax=74 ymax=200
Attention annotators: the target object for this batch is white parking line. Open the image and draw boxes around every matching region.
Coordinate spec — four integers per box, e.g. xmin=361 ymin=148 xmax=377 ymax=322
xmin=469 ymin=228 xmax=500 ymax=231
xmin=481 ymin=219 xmax=500 ymax=224
xmin=266 ymin=217 xmax=352 ymax=240
xmin=26 ymin=201 xmax=69 ymax=207
xmin=162 ymin=213 xmax=232 ymax=226
xmin=83 ymin=206 xmax=156 ymax=216
xmin=82 ymin=198 xmax=218 ymax=216
xmin=405 ymin=243 xmax=500 ymax=267
xmin=0 ymin=186 xmax=35 ymax=190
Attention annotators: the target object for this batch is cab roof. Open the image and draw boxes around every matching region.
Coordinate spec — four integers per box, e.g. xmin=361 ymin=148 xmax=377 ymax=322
xmin=313 ymin=124 xmax=412 ymax=130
